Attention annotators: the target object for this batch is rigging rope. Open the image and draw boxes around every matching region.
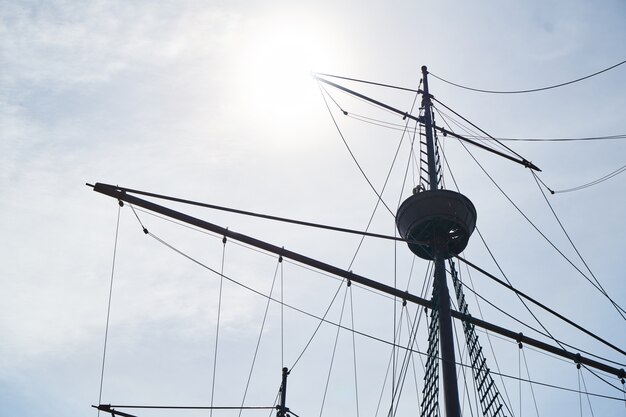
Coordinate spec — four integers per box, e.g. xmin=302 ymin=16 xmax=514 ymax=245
xmin=452 ymin=138 xmax=626 ymax=331
xmin=319 ymin=285 xmax=350 ymax=417
xmin=210 ymin=235 xmax=227 ymax=417
xmin=373 ymin=305 xmax=409 ymax=417
xmin=550 ymin=164 xmax=626 ymax=194
xmin=392 ymin=223 xmax=398 ymax=416
xmin=389 ymin=254 xmax=432 ymax=417
xmin=318 ymin=82 xmax=396 ymax=218
xmin=489 ymin=368 xmax=626 ymax=402
xmin=120 ymin=203 xmax=626 ymax=408
xmin=346 ymin=120 xmax=415 ymax=268
xmin=583 ymin=364 xmax=625 ymax=394
xmin=428 ymin=59 xmax=626 ymax=94
xmin=339 ymin=79 xmax=420 ymax=270
xmin=289 ymin=279 xmax=345 ymax=371
xmin=531 ymin=171 xmax=626 ymax=319
xmin=438 ymin=108 xmax=522 ymax=163
xmin=280 ymin=259 xmax=284 ymax=369
xmin=389 ymin=305 xmax=426 ymax=417
xmin=390 ymin=84 xmax=422 ymax=402
xmin=521 ymin=347 xmax=541 ymax=417
xmin=317 ymin=79 xmax=423 ymax=269
xmin=432 ymin=97 xmax=525 ymax=161
xmin=238 ymin=259 xmax=282 ymax=417
xmin=138 ymin=228 xmax=626 ymax=403
xmin=132 ymin=203 xmax=362 ymax=297
xmin=342 ymin=109 xmax=626 ymax=142
xmin=519 ymin=344 xmax=522 ymax=417
xmin=281 ymin=92 xmax=419 ymax=370
xmin=391 ymin=306 xmax=421 ymax=417
xmin=580 ymin=369 xmax=596 ymax=417
xmin=483 ymin=330 xmax=591 ymax=366
xmin=392 ymin=307 xmax=421 ymax=417
xmin=389 ymin=304 xmax=406 ymax=417
xmin=450 ymin=260 xmax=509 ymax=417
xmin=97 ymin=202 xmax=122 ymax=415
xmin=98 ymin=405 xmax=278 ymax=410
xmin=374 ymin=333 xmax=395 ymax=417
xmin=469 ymin=134 xmax=626 ymax=142
xmin=453 ymin=320 xmax=476 ymax=417
xmin=459 ymin=264 xmax=516 ymax=412
xmin=457 ymin=276 xmax=625 ymax=367
xmin=578 ymin=367 xmax=584 ymax=417
xmin=314 ymin=72 xmax=422 ymax=93
xmin=391 ymin=307 xmax=407 ymax=417
xmin=457 ymin=255 xmax=626 ymax=357
xmin=109 ymin=184 xmax=408 ymax=243
xmin=349 ymin=285 xmax=361 ymax=417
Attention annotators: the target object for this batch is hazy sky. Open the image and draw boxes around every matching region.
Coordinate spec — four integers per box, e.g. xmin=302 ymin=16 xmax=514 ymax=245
xmin=1 ymin=1 xmax=625 ymax=416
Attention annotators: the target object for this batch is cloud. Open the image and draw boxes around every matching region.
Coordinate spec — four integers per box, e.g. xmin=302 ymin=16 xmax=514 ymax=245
xmin=0 ymin=1 xmax=240 ymax=87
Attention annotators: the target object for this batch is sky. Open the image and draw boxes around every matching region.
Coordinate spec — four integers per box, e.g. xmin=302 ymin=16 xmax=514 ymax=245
xmin=1 ymin=1 xmax=626 ymax=416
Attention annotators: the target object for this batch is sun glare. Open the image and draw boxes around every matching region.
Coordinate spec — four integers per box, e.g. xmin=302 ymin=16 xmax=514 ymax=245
xmin=233 ymin=16 xmax=339 ymax=128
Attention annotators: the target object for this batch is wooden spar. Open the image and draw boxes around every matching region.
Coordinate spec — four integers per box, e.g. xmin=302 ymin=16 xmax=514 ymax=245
xmin=89 ymin=182 xmax=625 ymax=380
xmin=313 ymin=74 xmax=541 ymax=171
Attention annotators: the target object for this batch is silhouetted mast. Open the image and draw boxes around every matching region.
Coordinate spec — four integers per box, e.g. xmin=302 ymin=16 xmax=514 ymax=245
xmin=395 ymin=66 xmax=471 ymax=417
xmin=424 ymin=65 xmax=461 ymax=417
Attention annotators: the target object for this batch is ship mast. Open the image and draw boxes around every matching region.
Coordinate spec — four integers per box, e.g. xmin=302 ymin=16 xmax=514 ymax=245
xmin=394 ymin=66 xmax=470 ymax=417
xmin=421 ymin=65 xmax=462 ymax=417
